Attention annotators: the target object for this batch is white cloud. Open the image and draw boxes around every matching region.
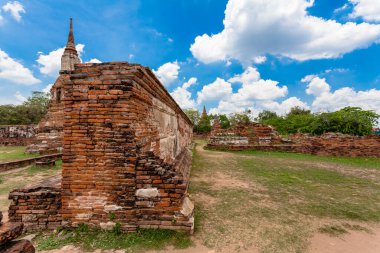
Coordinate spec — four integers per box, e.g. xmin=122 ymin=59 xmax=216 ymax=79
xmin=229 ymin=67 xmax=288 ymax=100
xmin=334 ymin=4 xmax=349 ymax=14
xmin=303 ymin=75 xmax=380 ymax=115
xmin=170 ymin=77 xmax=197 ymax=109
xmin=349 ymin=0 xmax=380 ymax=22
xmin=305 ymin=76 xmax=330 ymax=96
xmin=207 ymin=67 xmax=297 ymax=116
xmin=14 ymin=91 xmax=26 ymax=103
xmin=254 ymin=56 xmax=267 ymax=64
xmin=0 ymin=49 xmax=40 ymax=85
xmin=87 ymin=58 xmax=101 ymax=63
xmin=2 ymin=1 xmax=25 ymax=22
xmin=190 ymin=0 xmax=380 ymax=64
xmin=183 ymin=77 xmax=197 ymax=89
xmin=197 ymin=78 xmax=232 ymax=105
xmin=37 ymin=44 xmax=84 ymax=77
xmin=153 ymin=61 xmax=180 ymax=86
xmin=42 ymin=83 xmax=53 ymax=93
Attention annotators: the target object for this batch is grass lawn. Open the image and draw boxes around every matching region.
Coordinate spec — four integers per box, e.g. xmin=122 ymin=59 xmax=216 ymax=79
xmin=0 ymin=160 xmax=62 ymax=215
xmin=189 ymin=140 xmax=380 ymax=252
xmin=0 ymin=146 xmax=39 ymax=162
xmin=238 ymin=149 xmax=380 ymax=170
xmin=35 ymin=225 xmax=192 ymax=252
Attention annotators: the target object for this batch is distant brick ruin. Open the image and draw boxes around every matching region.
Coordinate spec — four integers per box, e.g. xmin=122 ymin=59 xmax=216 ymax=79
xmin=9 ymin=19 xmax=194 ymax=234
xmin=0 ymin=125 xmax=35 ymax=146
xmin=207 ymin=119 xmax=380 ymax=158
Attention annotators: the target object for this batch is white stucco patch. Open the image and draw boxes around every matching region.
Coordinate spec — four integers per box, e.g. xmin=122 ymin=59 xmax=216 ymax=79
xmin=136 ymin=188 xmax=159 ymax=198
xmin=180 ymin=197 xmax=194 ymax=217
xmin=104 ymin=205 xmax=123 ymax=213
xmin=100 ymin=221 xmax=116 ymax=230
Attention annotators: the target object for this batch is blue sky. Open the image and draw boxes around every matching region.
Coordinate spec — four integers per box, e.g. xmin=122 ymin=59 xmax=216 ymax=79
xmin=0 ymin=0 xmax=379 ymax=117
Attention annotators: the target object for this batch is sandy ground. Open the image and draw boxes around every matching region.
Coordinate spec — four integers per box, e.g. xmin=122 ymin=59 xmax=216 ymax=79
xmin=310 ymin=226 xmax=380 ymax=253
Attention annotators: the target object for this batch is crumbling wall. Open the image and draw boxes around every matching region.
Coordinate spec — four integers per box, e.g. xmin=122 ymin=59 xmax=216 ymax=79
xmin=208 ymin=126 xmax=380 ymax=158
xmin=0 ymin=125 xmax=35 ymax=146
xmin=292 ymin=133 xmax=380 ymax=158
xmin=26 ymin=75 xmax=67 ymax=154
xmin=209 ymin=122 xmax=282 ymax=146
xmin=8 ymin=176 xmax=61 ymax=232
xmin=62 ymin=62 xmax=193 ymax=233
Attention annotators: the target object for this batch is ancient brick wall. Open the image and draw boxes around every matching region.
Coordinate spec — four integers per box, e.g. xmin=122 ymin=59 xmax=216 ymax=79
xmin=8 ymin=176 xmax=61 ymax=232
xmin=209 ymin=122 xmax=282 ymax=146
xmin=26 ymin=75 xmax=68 ymax=154
xmin=293 ymin=134 xmax=380 ymax=158
xmin=61 ymin=62 xmax=194 ymax=233
xmin=0 ymin=125 xmax=35 ymax=146
xmin=208 ymin=129 xmax=380 ymax=158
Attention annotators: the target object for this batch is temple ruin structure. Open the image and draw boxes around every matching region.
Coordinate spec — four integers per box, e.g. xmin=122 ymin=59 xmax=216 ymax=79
xmin=207 ymin=120 xmax=380 ymax=158
xmin=9 ymin=19 xmax=194 ymax=233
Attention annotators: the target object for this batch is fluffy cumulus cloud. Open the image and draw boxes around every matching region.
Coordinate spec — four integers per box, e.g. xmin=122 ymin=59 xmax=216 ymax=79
xmin=349 ymin=0 xmax=380 ymax=22
xmin=2 ymin=1 xmax=25 ymax=22
xmin=304 ymin=76 xmax=330 ymax=96
xmin=153 ymin=61 xmax=180 ymax=86
xmin=170 ymin=77 xmax=197 ymax=109
xmin=197 ymin=78 xmax=232 ymax=105
xmin=0 ymin=49 xmax=40 ymax=85
xmin=14 ymin=91 xmax=26 ymax=103
xmin=190 ymin=0 xmax=380 ymax=64
xmin=42 ymin=83 xmax=54 ymax=93
xmin=87 ymin=58 xmax=102 ymax=63
xmin=37 ymin=44 xmax=85 ymax=77
xmin=204 ymin=67 xmax=306 ymax=115
xmin=303 ymin=75 xmax=380 ymax=114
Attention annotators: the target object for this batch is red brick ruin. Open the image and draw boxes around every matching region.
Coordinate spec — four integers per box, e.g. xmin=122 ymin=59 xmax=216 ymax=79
xmin=8 ymin=19 xmax=194 ymax=234
xmin=208 ymin=120 xmax=380 ymax=158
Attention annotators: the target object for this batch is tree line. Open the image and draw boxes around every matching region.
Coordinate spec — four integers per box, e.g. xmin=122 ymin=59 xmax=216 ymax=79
xmin=184 ymin=107 xmax=379 ymax=136
xmin=0 ymin=92 xmax=378 ymax=136
xmin=0 ymin=91 xmax=50 ymax=125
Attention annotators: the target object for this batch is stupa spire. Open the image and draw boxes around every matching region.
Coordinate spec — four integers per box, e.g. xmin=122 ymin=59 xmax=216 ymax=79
xmin=60 ymin=18 xmax=81 ymax=73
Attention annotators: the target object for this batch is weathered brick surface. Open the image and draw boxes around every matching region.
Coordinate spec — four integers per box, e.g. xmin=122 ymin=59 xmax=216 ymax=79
xmin=209 ymin=122 xmax=282 ymax=146
xmin=0 ymin=220 xmax=23 ymax=245
xmin=61 ymin=62 xmax=194 ymax=233
xmin=26 ymin=75 xmax=68 ymax=154
xmin=0 ymin=125 xmax=35 ymax=146
xmin=8 ymin=176 xmax=61 ymax=232
xmin=208 ymin=124 xmax=380 ymax=158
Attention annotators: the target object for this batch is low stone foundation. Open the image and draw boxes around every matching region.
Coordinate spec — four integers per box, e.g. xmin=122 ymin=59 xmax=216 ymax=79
xmin=0 ymin=153 xmax=61 ymax=172
xmin=8 ymin=176 xmax=61 ymax=233
xmin=207 ymin=134 xmax=380 ymax=158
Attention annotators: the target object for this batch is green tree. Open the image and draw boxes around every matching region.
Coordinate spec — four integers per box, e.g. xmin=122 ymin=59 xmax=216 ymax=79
xmin=218 ymin=114 xmax=231 ymax=129
xmin=183 ymin=109 xmax=200 ymax=126
xmin=256 ymin=110 xmax=279 ymax=123
xmin=310 ymin=107 xmax=379 ymax=136
xmin=0 ymin=91 xmax=50 ymax=125
xmin=196 ymin=112 xmax=212 ymax=133
xmin=229 ymin=110 xmax=252 ymax=126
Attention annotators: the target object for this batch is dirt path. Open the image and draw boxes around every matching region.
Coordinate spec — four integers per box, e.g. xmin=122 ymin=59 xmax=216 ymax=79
xmin=310 ymin=226 xmax=380 ymax=253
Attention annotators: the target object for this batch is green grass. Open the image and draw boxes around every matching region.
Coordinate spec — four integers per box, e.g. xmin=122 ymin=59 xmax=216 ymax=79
xmin=318 ymin=225 xmax=348 ymax=236
xmin=0 ymin=146 xmax=39 ymax=162
xmin=237 ymin=150 xmax=380 ymax=170
xmin=0 ymin=160 xmax=62 ymax=213
xmin=35 ymin=226 xmax=192 ymax=252
xmin=239 ymin=158 xmax=380 ymax=221
xmin=189 ymin=140 xmax=380 ymax=253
